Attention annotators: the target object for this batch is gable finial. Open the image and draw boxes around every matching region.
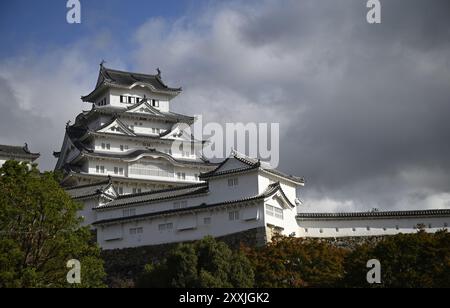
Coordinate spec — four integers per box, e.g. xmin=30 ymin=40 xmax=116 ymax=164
xmin=24 ymin=143 xmax=29 ymax=153
xmin=66 ymin=120 xmax=71 ymax=128
xmin=156 ymin=68 xmax=161 ymax=77
xmin=100 ymin=60 xmax=107 ymax=67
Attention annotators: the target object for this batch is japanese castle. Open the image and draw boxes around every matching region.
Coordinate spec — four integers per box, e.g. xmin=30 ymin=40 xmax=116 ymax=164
xmin=51 ymin=64 xmax=450 ymax=250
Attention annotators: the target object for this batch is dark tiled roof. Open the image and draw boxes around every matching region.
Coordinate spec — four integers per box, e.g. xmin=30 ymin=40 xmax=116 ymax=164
xmin=200 ymin=151 xmax=305 ymax=185
xmin=82 ymin=66 xmax=181 ymax=102
xmin=65 ymin=178 xmax=115 ymax=200
xmin=93 ymin=182 xmax=284 ymax=226
xmin=81 ymin=149 xmax=217 ymax=166
xmin=0 ymin=144 xmax=40 ymax=161
xmin=77 ymin=103 xmax=195 ymax=125
xmin=95 ymin=183 xmax=209 ymax=210
xmin=296 ymin=209 xmax=450 ymax=220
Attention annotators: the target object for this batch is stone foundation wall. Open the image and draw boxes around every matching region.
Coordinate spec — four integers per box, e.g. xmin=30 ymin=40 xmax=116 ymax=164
xmin=101 ymin=227 xmax=267 ymax=287
xmin=316 ymin=235 xmax=389 ymax=250
xmin=101 ymin=229 xmax=392 ymax=287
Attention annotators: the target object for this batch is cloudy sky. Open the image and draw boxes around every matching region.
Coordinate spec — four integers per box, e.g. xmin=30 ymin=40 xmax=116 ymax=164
xmin=1 ymin=0 xmax=449 ymax=212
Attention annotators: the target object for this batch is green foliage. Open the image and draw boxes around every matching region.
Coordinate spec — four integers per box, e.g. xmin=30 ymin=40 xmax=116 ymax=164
xmin=245 ymin=232 xmax=450 ymax=288
xmin=0 ymin=161 xmax=106 ymax=288
xmin=245 ymin=236 xmax=347 ymax=288
xmin=343 ymin=231 xmax=450 ymax=288
xmin=137 ymin=236 xmax=254 ymax=288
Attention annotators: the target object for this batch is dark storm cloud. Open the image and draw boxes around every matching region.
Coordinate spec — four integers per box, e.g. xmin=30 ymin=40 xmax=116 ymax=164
xmin=134 ymin=0 xmax=450 ymax=210
xmin=0 ymin=0 xmax=448 ymax=210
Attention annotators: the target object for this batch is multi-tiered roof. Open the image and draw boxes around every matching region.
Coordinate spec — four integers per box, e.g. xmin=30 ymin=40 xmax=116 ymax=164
xmin=54 ymin=65 xmax=217 ymax=192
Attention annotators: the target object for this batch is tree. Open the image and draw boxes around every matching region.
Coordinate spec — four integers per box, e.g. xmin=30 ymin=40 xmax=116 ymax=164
xmin=244 ymin=236 xmax=347 ymax=288
xmin=0 ymin=161 xmax=106 ymax=288
xmin=343 ymin=231 xmax=450 ymax=288
xmin=137 ymin=236 xmax=254 ymax=288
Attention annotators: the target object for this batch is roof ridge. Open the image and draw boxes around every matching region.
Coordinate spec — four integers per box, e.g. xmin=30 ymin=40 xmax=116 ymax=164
xmin=296 ymin=209 xmax=450 ymax=218
xmin=65 ymin=178 xmax=111 ymax=191
xmin=93 ymin=193 xmax=267 ymax=225
xmin=103 ymin=66 xmax=159 ymax=78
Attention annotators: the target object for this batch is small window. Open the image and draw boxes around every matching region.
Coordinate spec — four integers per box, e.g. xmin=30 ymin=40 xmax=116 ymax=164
xmin=305 ymin=228 xmax=309 ymax=233
xmin=229 ymin=211 xmax=239 ymax=221
xmin=367 ymin=227 xmax=371 ymax=231
xmin=319 ymin=229 xmax=324 ymax=234
xmin=228 ymin=178 xmax=239 ymax=187
xmin=129 ymin=227 xmax=143 ymax=235
xmin=114 ymin=167 xmax=118 ymax=175
xmin=118 ymin=187 xmax=123 ymax=195
xmin=101 ymin=143 xmax=106 ymax=149
xmin=174 ymin=201 xmax=187 ymax=209
xmin=352 ymin=228 xmax=356 ymax=232
xmin=445 ymin=223 xmax=448 ymax=228
xmin=120 ymin=145 xmax=124 ymax=151
xmin=120 ymin=96 xmax=125 ymax=103
xmin=106 ymin=144 xmax=110 ymax=150
xmin=128 ymin=97 xmax=133 ymax=104
xmin=274 ymin=208 xmax=283 ymax=219
xmin=123 ymin=209 xmax=136 ymax=217
xmin=336 ymin=228 xmax=339 ymax=232
xmin=204 ymin=217 xmax=211 ymax=225
xmin=100 ymin=166 xmax=105 ymax=174
xmin=96 ymin=165 xmax=100 ymax=173
xmin=266 ymin=205 xmax=274 ymax=217
xmin=119 ymin=168 xmax=124 ymax=175
xmin=428 ymin=224 xmax=432 ymax=229
xmin=396 ymin=225 xmax=399 ymax=230
xmin=158 ymin=223 xmax=173 ymax=231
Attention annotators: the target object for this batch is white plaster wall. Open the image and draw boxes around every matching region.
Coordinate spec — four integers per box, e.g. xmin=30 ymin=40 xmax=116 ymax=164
xmin=95 ymin=172 xmax=262 ymax=229
xmin=108 ymin=88 xmax=171 ymax=112
xmin=264 ymin=198 xmax=299 ymax=237
xmin=297 ymin=216 xmax=450 ymax=238
xmin=88 ymin=159 xmax=128 ymax=178
xmin=119 ymin=118 xmax=170 ymax=136
xmin=97 ymin=202 xmax=265 ymax=249
xmin=206 ymin=171 xmax=259 ymax=204
xmin=258 ymin=172 xmax=298 ymax=205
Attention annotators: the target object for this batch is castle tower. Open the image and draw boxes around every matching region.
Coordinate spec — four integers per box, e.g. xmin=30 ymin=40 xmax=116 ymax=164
xmin=54 ymin=64 xmax=217 ymax=195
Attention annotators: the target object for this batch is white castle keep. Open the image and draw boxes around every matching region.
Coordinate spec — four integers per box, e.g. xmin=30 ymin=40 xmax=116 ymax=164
xmin=53 ymin=65 xmax=450 ymax=250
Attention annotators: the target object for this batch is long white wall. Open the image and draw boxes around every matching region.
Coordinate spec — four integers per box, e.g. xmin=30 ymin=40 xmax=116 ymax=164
xmin=297 ymin=216 xmax=450 ymax=238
